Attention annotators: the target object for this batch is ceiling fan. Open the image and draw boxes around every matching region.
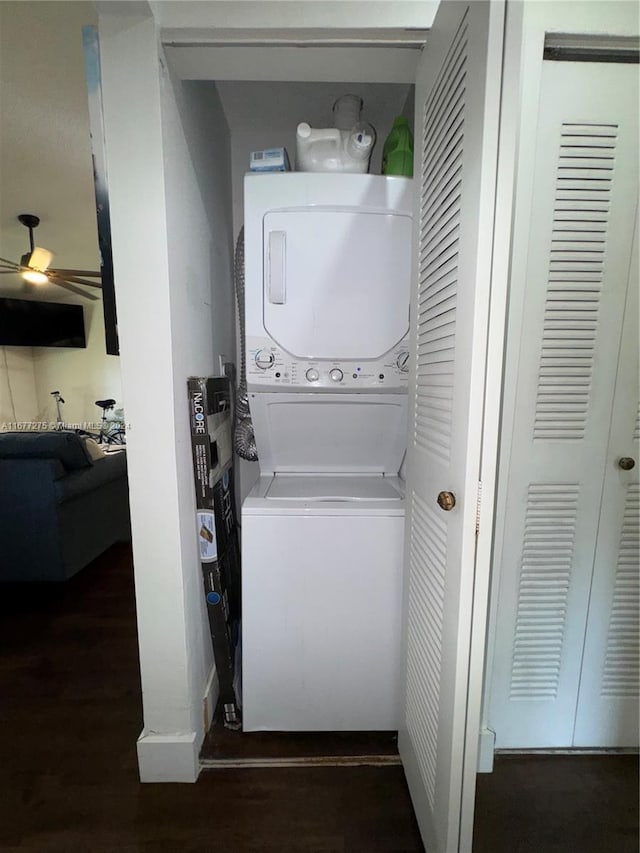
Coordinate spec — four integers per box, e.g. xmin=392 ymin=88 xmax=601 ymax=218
xmin=0 ymin=214 xmax=102 ymax=301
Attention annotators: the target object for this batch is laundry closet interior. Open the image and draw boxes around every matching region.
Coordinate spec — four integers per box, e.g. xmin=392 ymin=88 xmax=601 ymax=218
xmin=162 ymin=46 xmax=420 ymax=735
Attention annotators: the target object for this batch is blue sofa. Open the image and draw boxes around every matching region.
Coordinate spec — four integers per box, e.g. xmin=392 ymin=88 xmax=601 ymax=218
xmin=0 ymin=431 xmax=131 ymax=582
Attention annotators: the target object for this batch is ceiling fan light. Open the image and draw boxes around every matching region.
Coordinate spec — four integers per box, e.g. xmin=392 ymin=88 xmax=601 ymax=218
xmin=22 ymin=268 xmax=49 ymax=285
xmin=28 ymin=246 xmax=53 ymax=272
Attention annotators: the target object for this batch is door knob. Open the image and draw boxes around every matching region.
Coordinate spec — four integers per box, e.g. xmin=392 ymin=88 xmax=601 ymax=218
xmin=437 ymin=491 xmax=456 ymax=511
xmin=618 ymin=457 xmax=636 ymax=471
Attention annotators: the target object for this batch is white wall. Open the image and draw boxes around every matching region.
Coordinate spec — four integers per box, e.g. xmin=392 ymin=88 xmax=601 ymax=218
xmin=32 ymin=299 xmax=122 ymax=427
xmin=98 ymin=3 xmax=234 ymax=782
xmin=161 ymin=72 xmax=235 ymax=748
xmin=0 ymin=346 xmax=38 ymax=425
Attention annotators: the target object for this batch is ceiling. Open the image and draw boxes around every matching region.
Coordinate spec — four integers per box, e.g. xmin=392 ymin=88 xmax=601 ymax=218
xmin=0 ymin=1 xmax=100 ymax=303
xmin=150 ymin=0 xmax=437 ymax=32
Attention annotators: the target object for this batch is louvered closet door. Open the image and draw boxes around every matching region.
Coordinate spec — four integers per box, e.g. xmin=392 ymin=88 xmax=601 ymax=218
xmin=489 ymin=61 xmax=639 ymax=748
xmin=399 ymin=2 xmax=504 ymax=851
xmin=574 ymin=211 xmax=639 ymax=747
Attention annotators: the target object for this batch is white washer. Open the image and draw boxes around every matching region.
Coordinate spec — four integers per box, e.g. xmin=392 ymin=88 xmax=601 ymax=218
xmin=242 ymin=475 xmax=405 ymax=732
xmin=241 ymin=173 xmax=413 ymax=731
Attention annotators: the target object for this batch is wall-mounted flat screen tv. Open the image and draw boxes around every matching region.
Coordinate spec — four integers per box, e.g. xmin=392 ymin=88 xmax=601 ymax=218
xmin=0 ymin=298 xmax=86 ymax=348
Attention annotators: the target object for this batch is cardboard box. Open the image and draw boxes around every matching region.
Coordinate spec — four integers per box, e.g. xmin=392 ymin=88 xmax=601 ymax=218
xmin=188 ymin=376 xmax=241 ymax=729
xmin=249 ymin=147 xmax=291 ymax=172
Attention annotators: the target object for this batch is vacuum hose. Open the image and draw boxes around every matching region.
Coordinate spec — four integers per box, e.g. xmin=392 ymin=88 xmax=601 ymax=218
xmin=233 ymin=228 xmax=258 ymax=462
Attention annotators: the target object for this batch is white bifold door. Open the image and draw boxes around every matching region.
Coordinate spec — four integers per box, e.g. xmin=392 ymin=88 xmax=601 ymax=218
xmin=573 ymin=219 xmax=639 ymax=746
xmin=399 ymin=1 xmax=505 ymax=851
xmin=489 ymin=60 xmax=639 ymax=748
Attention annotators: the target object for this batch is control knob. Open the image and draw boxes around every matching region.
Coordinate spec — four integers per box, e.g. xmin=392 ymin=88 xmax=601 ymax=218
xmin=255 ymin=350 xmax=275 ymax=370
xmin=306 ymin=368 xmax=320 ymax=382
xmin=329 ymin=368 xmax=344 ymax=383
xmin=396 ymin=351 xmax=410 ymax=373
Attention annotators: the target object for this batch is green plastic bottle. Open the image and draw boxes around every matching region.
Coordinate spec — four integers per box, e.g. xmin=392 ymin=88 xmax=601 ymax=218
xmin=382 ymin=116 xmax=414 ymax=177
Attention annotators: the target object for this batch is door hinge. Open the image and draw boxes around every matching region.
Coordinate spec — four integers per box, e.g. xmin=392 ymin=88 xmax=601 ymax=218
xmin=475 ymin=480 xmax=482 ymax=536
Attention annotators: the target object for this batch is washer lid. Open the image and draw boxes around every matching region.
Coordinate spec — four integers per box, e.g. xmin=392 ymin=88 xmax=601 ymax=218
xmin=262 ymin=209 xmax=411 ymax=360
xmin=265 ymin=474 xmax=404 ymax=502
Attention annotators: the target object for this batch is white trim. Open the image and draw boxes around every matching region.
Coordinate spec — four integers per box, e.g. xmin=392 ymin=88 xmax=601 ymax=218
xmin=478 ymin=0 xmax=528 ymax=747
xmin=459 ymin=2 xmax=508 ymax=846
xmin=137 ymin=731 xmax=200 ymax=783
xmin=202 ymin=666 xmax=220 ymax=733
xmin=477 ymin=728 xmax=496 ymax=774
xmin=496 ymin=748 xmax=639 ymax=756
xmin=136 ymin=667 xmax=219 ymax=784
xmin=200 ymin=755 xmax=402 ymax=770
xmin=544 ymin=32 xmax=639 ymax=53
xmin=161 ymin=29 xmax=428 ymax=47
xmin=163 ymin=44 xmax=421 ymax=83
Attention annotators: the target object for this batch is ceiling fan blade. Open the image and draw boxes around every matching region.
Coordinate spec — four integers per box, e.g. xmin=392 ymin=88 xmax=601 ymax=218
xmin=47 ymin=272 xmax=102 ymax=290
xmin=49 ymin=268 xmax=102 ymax=278
xmin=0 ymin=256 xmax=19 ymax=268
xmin=48 ymin=279 xmax=99 ymax=301
xmin=0 ymin=270 xmax=20 ymax=274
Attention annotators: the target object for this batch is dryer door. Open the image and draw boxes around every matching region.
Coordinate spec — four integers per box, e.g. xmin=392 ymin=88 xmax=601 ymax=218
xmin=263 ymin=209 xmax=411 ymax=360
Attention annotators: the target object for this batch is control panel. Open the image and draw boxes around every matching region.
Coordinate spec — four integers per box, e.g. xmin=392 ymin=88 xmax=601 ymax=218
xmin=246 ymin=336 xmax=410 ymax=391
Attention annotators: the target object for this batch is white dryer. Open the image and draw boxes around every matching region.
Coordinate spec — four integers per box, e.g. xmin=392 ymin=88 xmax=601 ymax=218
xmin=242 ymin=173 xmax=413 ymax=731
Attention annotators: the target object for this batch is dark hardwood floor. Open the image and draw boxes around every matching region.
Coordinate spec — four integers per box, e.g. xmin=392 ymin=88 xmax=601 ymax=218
xmin=474 ymin=753 xmax=638 ymax=853
xmin=0 ymin=545 xmax=422 ymax=852
xmin=0 ymin=543 xmax=637 ymax=852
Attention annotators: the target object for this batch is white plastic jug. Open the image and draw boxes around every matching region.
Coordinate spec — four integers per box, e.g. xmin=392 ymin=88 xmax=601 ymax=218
xmin=333 ymin=94 xmax=363 ymax=131
xmin=295 ymin=122 xmax=374 ymax=174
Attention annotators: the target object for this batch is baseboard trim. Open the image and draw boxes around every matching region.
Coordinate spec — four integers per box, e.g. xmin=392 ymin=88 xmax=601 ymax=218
xmin=200 ymin=754 xmax=402 ymax=770
xmin=477 ymin=727 xmax=496 ymax=773
xmin=496 ymin=747 xmax=639 ymax=756
xmin=135 ymin=666 xmax=219 ymax=784
xmin=202 ymin=666 xmax=220 ymax=733
xmin=137 ymin=730 xmax=200 ymax=783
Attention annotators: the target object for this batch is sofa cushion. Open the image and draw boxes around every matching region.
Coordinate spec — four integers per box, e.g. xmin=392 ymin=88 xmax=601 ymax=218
xmin=0 ymin=431 xmax=93 ymax=471
xmin=55 ymin=450 xmax=127 ymax=504
xmin=82 ymin=436 xmax=106 ymax=461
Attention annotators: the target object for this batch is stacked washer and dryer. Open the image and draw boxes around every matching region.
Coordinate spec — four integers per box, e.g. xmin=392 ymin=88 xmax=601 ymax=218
xmin=241 ymin=173 xmax=413 ymax=732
